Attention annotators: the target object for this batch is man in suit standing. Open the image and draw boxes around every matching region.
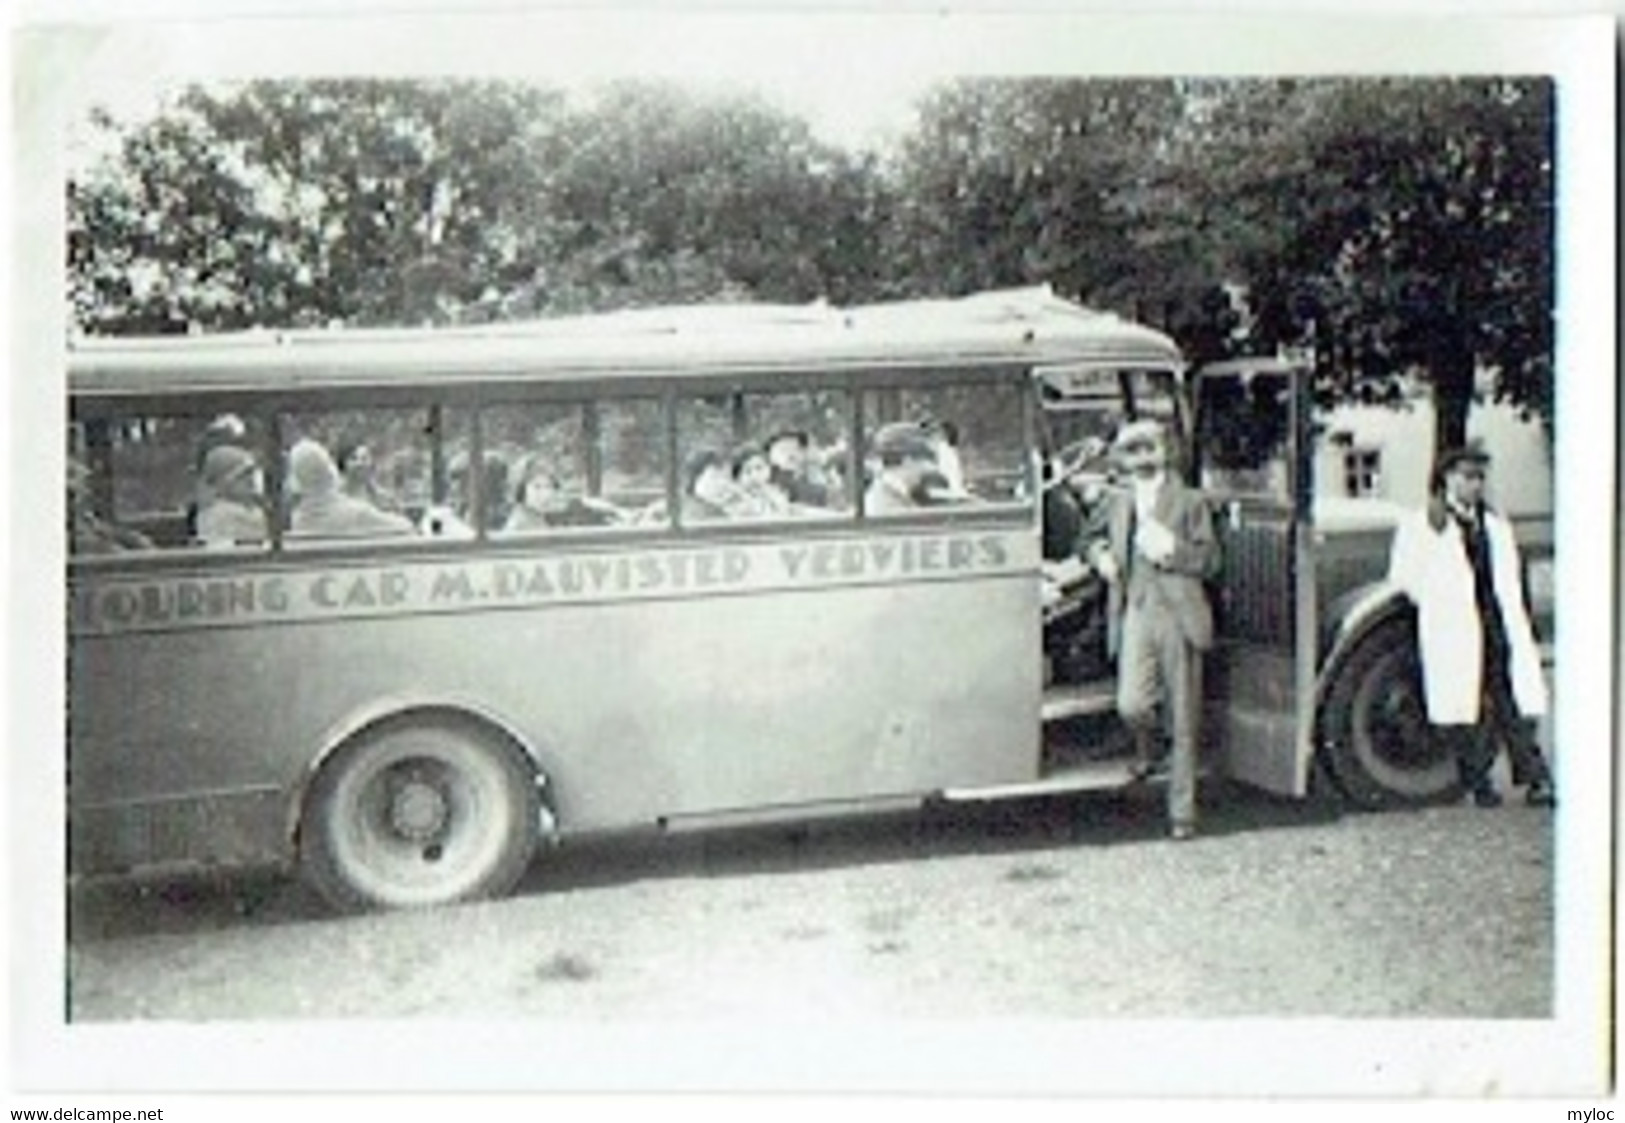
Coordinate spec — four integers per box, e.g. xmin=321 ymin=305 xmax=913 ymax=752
xmin=1088 ymin=419 xmax=1220 ymax=840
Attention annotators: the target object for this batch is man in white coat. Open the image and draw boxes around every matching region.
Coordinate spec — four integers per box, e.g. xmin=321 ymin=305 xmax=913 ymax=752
xmin=1387 ymin=443 xmax=1555 ymax=808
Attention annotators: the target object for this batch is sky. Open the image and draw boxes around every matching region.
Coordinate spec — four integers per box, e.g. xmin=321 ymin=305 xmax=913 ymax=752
xmin=54 ymin=14 xmax=968 ymax=159
xmin=50 ymin=9 xmax=1609 ymax=161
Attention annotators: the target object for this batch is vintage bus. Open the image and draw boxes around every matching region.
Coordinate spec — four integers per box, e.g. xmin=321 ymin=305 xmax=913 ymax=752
xmin=66 ymin=287 xmax=1533 ymax=911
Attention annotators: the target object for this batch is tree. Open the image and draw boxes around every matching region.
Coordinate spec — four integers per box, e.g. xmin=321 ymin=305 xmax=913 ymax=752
xmin=537 ymin=80 xmax=890 ymax=310
xmin=70 ymin=80 xmax=574 ymax=332
xmin=68 ymin=79 xmax=895 ymax=334
xmin=886 ymin=79 xmax=1164 ymax=302
xmin=881 ymin=78 xmax=1244 ymax=360
xmin=68 ymin=74 xmax=1555 ymax=467
xmin=1216 ymin=78 xmax=1555 ymax=450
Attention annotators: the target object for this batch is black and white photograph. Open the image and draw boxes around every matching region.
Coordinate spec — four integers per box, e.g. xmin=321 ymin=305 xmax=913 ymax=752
xmin=9 ymin=4 xmax=1615 ymax=1113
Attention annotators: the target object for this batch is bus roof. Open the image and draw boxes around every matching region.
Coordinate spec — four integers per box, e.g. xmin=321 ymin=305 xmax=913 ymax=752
xmin=67 ymin=286 xmax=1186 ymax=398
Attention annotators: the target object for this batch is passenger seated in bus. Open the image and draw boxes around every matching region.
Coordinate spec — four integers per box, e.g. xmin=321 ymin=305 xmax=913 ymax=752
xmin=194 ymin=445 xmax=269 ymax=548
xmin=503 ymin=455 xmax=627 ymax=533
xmin=680 ymin=448 xmax=741 ymax=524
xmin=920 ymin=418 xmax=968 ymax=495
xmin=186 ymin=412 xmax=252 ymax=540
xmin=729 ymin=443 xmax=792 ymax=519
xmin=198 ymin=412 xmax=248 ymax=462
xmin=69 ymin=457 xmax=153 ymax=555
xmin=286 ymin=437 xmax=417 ymax=541
xmin=1042 ymin=436 xmax=1112 ymax=563
xmin=764 ymin=429 xmax=832 ymax=507
xmin=864 ymin=422 xmax=945 ymax=515
xmin=334 ymin=439 xmax=401 ymax=513
xmin=813 ymin=440 xmax=848 ymax=502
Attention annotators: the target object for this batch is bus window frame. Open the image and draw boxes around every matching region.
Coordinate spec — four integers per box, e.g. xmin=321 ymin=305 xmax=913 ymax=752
xmin=849 ymin=365 xmax=1038 ymax=527
xmin=276 ymin=396 xmax=467 ymax=553
xmin=669 ymin=370 xmax=861 ymax=532
xmin=1188 ymin=362 xmax=1311 ymax=522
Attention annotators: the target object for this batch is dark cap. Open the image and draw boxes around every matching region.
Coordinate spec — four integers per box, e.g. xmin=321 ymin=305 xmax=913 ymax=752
xmin=765 ymin=428 xmax=810 ymax=450
xmin=1430 ymin=441 xmax=1491 ymax=493
xmin=200 ymin=444 xmax=258 ymax=491
xmin=1435 ymin=442 xmax=1491 ymax=475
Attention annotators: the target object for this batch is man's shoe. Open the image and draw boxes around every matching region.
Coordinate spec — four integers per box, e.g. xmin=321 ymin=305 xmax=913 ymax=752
xmin=1525 ymin=780 xmax=1556 ymax=808
xmin=1169 ymin=821 xmax=1196 ymax=842
xmin=1471 ymin=786 xmax=1504 ymax=808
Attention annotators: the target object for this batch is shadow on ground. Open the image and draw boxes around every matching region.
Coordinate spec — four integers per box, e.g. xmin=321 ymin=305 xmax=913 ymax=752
xmin=68 ymin=778 xmax=1362 ymax=943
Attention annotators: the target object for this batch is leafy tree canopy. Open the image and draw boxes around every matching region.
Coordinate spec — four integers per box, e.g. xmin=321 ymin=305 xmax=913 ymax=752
xmin=68 ymin=75 xmax=1554 ymax=452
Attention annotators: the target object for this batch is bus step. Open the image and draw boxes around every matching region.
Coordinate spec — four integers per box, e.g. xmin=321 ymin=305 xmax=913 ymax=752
xmin=942 ymin=759 xmax=1217 ymax=803
xmin=942 ymin=758 xmax=1137 ymax=802
xmin=1040 ymin=681 xmax=1117 ymax=723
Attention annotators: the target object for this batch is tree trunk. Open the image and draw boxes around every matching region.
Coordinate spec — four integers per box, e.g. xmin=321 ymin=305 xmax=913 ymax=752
xmin=1430 ymin=346 xmax=1475 ymax=458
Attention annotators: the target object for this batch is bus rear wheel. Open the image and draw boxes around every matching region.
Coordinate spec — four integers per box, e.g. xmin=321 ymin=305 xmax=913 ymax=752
xmin=300 ymin=718 xmax=540 ymax=911
xmin=1320 ymin=617 xmax=1462 ymax=809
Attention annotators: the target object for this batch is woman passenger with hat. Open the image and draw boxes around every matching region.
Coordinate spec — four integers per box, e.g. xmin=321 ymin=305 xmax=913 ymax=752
xmin=1387 ymin=441 xmax=1555 ymax=807
xmin=194 ymin=444 xmax=269 ymax=548
xmin=864 ymin=422 xmax=943 ymax=515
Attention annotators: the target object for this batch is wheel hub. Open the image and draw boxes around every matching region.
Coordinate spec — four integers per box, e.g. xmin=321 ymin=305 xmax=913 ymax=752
xmin=388 ymin=776 xmax=449 ymax=842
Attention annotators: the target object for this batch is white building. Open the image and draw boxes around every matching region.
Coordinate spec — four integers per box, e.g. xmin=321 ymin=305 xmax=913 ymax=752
xmin=1313 ymin=385 xmax=1552 ymax=518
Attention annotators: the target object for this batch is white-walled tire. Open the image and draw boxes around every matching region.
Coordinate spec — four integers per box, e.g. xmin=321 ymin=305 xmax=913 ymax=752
xmin=300 ymin=718 xmax=539 ymax=911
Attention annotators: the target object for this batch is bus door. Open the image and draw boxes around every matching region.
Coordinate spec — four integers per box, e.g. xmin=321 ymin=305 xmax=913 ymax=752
xmin=1033 ymin=365 xmax=1147 ymax=726
xmin=1192 ymin=362 xmax=1316 ymax=797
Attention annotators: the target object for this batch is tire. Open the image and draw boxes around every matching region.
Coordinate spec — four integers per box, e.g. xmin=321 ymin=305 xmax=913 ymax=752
xmin=1320 ymin=617 xmax=1463 ymax=809
xmin=300 ymin=717 xmax=540 ymax=912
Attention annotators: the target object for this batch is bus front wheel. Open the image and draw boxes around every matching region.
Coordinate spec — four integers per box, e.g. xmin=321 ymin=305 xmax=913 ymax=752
xmin=1320 ymin=617 xmax=1462 ymax=809
xmin=300 ymin=718 xmax=540 ymax=911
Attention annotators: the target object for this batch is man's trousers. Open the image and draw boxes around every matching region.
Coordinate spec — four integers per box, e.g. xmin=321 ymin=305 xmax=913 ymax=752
xmin=1117 ymin=595 xmax=1203 ymax=826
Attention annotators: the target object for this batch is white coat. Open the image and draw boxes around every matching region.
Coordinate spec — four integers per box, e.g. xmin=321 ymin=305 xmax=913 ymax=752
xmin=1387 ymin=504 xmax=1547 ymax=724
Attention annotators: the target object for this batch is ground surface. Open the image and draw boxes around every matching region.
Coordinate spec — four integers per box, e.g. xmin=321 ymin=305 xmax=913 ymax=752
xmin=66 ymin=783 xmax=1554 ymax=1021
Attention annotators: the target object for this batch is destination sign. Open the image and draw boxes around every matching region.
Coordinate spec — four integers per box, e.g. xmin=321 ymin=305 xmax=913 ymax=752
xmin=69 ymin=530 xmax=1038 ymax=637
xmin=1035 ymin=364 xmax=1121 ymax=397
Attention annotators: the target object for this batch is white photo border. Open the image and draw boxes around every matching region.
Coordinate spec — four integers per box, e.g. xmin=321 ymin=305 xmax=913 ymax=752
xmin=8 ymin=5 xmax=1616 ymax=1099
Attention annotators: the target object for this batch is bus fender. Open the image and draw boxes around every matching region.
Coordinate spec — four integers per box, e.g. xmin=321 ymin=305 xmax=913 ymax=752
xmin=1313 ymin=579 xmax=1416 ymax=726
xmin=286 ymin=694 xmax=559 ymax=850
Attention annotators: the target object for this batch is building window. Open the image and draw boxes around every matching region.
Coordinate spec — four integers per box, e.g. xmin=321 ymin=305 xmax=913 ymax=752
xmin=1343 ymin=447 xmax=1383 ymax=498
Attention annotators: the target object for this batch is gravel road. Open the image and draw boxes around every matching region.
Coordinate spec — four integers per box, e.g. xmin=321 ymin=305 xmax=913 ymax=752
xmin=66 ymin=782 xmax=1553 ymax=1021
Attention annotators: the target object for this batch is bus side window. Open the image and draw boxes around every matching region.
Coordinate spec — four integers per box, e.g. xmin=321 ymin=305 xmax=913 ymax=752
xmin=282 ymin=406 xmax=465 ymax=542
xmin=70 ymin=412 xmax=272 ymax=554
xmin=595 ymin=398 xmax=670 ymax=529
xmin=860 ymin=380 xmax=1031 ymax=512
xmin=675 ymin=388 xmax=852 ymax=526
xmin=480 ymin=399 xmax=648 ymax=535
xmin=68 ymin=421 xmax=145 ymax=556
